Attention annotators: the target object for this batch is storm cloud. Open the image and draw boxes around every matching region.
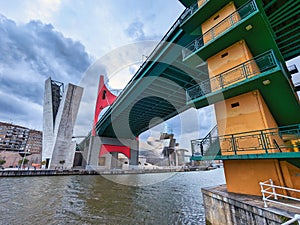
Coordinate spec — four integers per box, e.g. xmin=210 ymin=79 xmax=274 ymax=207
xmin=0 ymin=14 xmax=91 ymax=129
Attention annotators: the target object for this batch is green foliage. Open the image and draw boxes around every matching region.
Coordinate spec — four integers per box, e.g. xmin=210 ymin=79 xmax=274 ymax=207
xmin=0 ymin=159 xmax=6 ymax=166
xmin=41 ymin=161 xmax=46 ymax=165
xmin=18 ymin=158 xmax=29 ymax=165
xmin=279 ymin=216 xmax=298 ymax=225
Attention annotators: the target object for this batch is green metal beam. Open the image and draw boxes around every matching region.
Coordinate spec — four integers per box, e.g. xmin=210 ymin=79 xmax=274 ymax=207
xmin=280 ymin=39 xmax=300 ymax=50
xmin=161 ymin=72 xmax=193 ymax=87
xmin=268 ymin=0 xmax=298 ymax=20
xmin=147 ymin=81 xmax=186 ymax=96
xmin=270 ymin=7 xmax=300 ymax=27
xmin=263 ymin=0 xmax=277 ymax=10
xmin=273 ymin=16 xmax=300 ymax=34
xmin=172 ymin=60 xmax=208 ymax=78
xmin=276 ymin=26 xmax=299 ymax=39
xmin=142 ymin=92 xmax=185 ymax=106
xmin=281 ymin=47 xmax=300 ymax=61
xmin=282 ymin=44 xmax=300 ymax=54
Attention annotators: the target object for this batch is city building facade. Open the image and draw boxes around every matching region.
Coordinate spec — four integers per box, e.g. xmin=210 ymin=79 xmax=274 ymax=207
xmin=0 ymin=122 xmax=42 ymax=168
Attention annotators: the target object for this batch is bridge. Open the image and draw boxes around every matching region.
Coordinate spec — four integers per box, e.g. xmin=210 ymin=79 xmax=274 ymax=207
xmin=95 ymin=0 xmax=300 ymax=139
xmin=87 ymin=0 xmax=300 ymax=197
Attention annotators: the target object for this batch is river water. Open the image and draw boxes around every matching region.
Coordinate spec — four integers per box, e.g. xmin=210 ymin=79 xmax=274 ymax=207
xmin=0 ymin=168 xmax=225 ymax=225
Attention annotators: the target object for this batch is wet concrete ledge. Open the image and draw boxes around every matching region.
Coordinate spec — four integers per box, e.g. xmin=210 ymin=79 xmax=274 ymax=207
xmin=202 ymin=185 xmax=299 ymax=225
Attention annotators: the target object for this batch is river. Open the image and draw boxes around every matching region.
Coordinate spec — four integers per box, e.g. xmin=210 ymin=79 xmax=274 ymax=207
xmin=0 ymin=168 xmax=225 ymax=225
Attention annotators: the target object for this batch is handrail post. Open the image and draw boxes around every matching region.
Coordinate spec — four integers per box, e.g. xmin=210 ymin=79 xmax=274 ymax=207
xmin=195 ymin=39 xmax=199 ymax=50
xmin=270 ymin=179 xmax=278 ymax=200
xmin=231 ymin=134 xmax=237 ymax=155
xmin=242 ymin=63 xmax=246 ymax=78
xmin=219 ymin=74 xmax=224 ymax=89
xmin=261 ymin=130 xmax=268 ymax=153
xmin=260 ymin=181 xmax=268 ymax=207
xmin=229 ymin=14 xmax=234 ymax=25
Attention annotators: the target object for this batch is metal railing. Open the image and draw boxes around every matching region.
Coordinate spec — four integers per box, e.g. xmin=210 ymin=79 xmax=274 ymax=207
xmin=260 ymin=179 xmax=300 ymax=210
xmin=182 ymin=0 xmax=258 ymax=59
xmin=186 ymin=50 xmax=278 ymax=102
xmin=180 ymin=0 xmax=210 ymax=24
xmin=191 ymin=125 xmax=220 ymax=158
xmin=191 ymin=124 xmax=300 ymax=157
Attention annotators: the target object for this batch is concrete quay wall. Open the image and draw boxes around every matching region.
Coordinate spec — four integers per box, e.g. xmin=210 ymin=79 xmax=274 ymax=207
xmin=0 ymin=167 xmax=199 ymax=177
xmin=202 ymin=185 xmax=298 ymax=225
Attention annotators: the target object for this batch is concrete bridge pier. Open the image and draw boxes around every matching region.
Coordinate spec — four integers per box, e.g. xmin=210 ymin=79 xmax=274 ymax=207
xmin=86 ymin=136 xmax=139 ymax=170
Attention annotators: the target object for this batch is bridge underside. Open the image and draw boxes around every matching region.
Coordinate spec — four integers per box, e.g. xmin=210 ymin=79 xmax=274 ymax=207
xmin=96 ymin=51 xmax=209 ymax=139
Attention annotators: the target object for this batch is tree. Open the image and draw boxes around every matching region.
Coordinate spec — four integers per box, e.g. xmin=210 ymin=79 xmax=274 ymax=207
xmin=40 ymin=160 xmax=47 ymax=169
xmin=0 ymin=159 xmax=6 ymax=167
xmin=18 ymin=158 xmax=29 ymax=165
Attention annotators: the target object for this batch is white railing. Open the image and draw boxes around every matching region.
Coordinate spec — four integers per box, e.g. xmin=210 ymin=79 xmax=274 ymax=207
xmin=260 ymin=179 xmax=300 ymax=224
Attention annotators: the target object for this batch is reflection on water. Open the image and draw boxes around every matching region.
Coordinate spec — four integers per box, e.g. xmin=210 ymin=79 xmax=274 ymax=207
xmin=0 ymin=169 xmax=225 ymax=225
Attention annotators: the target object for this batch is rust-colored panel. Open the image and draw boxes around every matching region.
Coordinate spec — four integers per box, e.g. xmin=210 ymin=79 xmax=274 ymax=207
xmin=280 ymin=161 xmax=300 ymax=198
xmin=214 ymin=90 xmax=289 ymax=155
xmin=207 ymin=40 xmax=259 ymax=91
xmin=202 ymin=2 xmax=240 ymax=44
xmin=224 ymin=159 xmax=286 ymax=196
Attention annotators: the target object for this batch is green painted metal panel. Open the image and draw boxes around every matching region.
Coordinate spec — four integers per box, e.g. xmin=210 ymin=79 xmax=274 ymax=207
xmin=191 ymin=152 xmax=300 ymax=161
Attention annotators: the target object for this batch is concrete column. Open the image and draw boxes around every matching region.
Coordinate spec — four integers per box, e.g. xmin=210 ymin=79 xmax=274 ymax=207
xmin=86 ymin=136 xmax=101 ymax=168
xmin=42 ymin=78 xmax=54 ymax=166
xmin=129 ymin=148 xmax=139 ymax=166
xmin=110 ymin=152 xmax=118 ymax=169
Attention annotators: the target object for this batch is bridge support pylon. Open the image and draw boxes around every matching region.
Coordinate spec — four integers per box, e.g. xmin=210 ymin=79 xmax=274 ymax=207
xmin=86 ymin=136 xmax=139 ymax=170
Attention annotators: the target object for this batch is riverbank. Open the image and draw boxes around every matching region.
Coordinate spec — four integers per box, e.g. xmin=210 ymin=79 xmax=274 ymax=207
xmin=0 ymin=166 xmax=215 ymax=177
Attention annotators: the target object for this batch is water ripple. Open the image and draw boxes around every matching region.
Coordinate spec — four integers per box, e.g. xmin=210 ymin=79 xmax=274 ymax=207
xmin=0 ymin=169 xmax=225 ymax=225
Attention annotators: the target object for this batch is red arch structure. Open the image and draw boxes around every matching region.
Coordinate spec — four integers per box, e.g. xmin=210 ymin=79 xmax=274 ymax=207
xmin=92 ymin=75 xmax=117 ymax=136
xmin=99 ymin=144 xmax=130 ymax=158
xmin=92 ymin=75 xmax=131 ymax=159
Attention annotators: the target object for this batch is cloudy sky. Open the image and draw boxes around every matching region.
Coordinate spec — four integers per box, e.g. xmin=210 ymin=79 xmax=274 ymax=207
xmin=0 ymin=0 xmax=213 ymax=149
xmin=0 ymin=0 xmax=299 ymax=149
